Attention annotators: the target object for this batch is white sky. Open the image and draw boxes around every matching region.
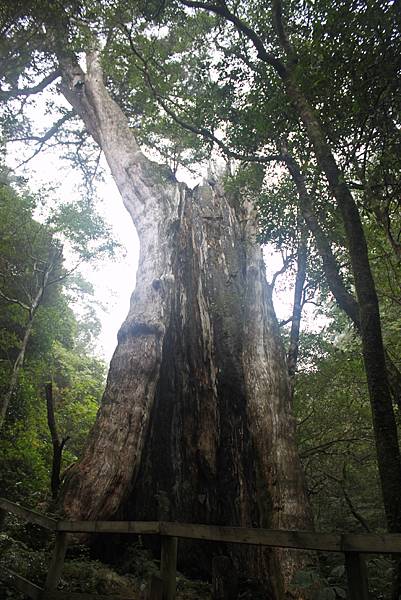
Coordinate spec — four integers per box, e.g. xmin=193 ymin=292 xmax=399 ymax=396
xmin=12 ymin=151 xmax=140 ymax=361
xmin=6 ymin=95 xmax=324 ymax=363
xmin=8 ymin=145 xmax=322 ymax=363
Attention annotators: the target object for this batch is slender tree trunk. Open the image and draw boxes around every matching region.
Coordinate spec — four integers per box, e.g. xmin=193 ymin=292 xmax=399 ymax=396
xmin=283 ymin=78 xmax=401 ymax=534
xmin=0 ymin=315 xmax=34 ymax=429
xmin=283 ymin=153 xmax=360 ymax=328
xmin=282 ymin=66 xmax=401 ymax=600
xmin=46 ymin=382 xmax=68 ymax=499
xmin=58 ymin=50 xmax=312 ymax=597
xmin=284 ymin=152 xmax=401 ymax=408
xmin=0 ymin=260 xmax=53 ymax=430
xmin=287 ymin=226 xmax=307 ymax=393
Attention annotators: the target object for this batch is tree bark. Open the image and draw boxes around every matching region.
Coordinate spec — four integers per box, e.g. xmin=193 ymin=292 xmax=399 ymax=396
xmin=58 ymin=51 xmax=312 ymax=597
xmin=179 ymin=1 xmax=401 ymax=540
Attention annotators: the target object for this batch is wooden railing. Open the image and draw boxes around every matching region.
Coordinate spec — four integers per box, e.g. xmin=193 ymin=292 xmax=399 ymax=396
xmin=1 ymin=497 xmax=401 ymax=599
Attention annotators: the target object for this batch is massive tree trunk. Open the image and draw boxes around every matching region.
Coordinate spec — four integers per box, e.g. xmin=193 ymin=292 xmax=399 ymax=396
xmin=58 ymin=51 xmax=312 ymax=598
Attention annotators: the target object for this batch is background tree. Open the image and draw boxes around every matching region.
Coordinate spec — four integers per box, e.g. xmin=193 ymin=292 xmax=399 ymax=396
xmin=0 ymin=166 xmax=111 ymax=502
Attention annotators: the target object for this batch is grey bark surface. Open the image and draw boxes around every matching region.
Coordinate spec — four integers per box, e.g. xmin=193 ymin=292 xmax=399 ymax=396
xmin=59 ymin=51 xmax=312 ymax=598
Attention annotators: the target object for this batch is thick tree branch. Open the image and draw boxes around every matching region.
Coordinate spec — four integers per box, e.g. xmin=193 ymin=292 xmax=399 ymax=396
xmin=0 ymin=69 xmax=61 ymax=100
xmin=271 ymin=0 xmax=295 ymax=61
xmin=122 ymin=25 xmax=282 ymax=166
xmin=180 ymin=0 xmax=288 ymax=76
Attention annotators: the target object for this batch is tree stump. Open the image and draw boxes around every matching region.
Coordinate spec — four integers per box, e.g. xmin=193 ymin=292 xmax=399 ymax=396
xmin=212 ymin=555 xmax=238 ymax=600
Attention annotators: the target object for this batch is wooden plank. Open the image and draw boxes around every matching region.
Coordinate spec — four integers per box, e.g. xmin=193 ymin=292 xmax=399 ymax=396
xmin=0 ymin=565 xmax=42 ymax=599
xmin=160 ymin=536 xmax=177 ymax=600
xmin=41 ymin=592 xmax=135 ymax=599
xmin=44 ymin=532 xmax=69 ymax=591
xmin=342 ymin=533 xmax=401 ymax=554
xmin=159 ymin=522 xmax=342 ymax=552
xmin=0 ymin=497 xmax=57 ymax=531
xmin=56 ymin=520 xmax=160 ymax=535
xmin=148 ymin=574 xmax=163 ymax=600
xmin=345 ymin=552 xmax=369 ymax=600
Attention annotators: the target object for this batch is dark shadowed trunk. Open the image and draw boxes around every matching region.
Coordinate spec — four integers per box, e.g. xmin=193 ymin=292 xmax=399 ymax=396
xmin=46 ymin=382 xmax=69 ymax=499
xmin=57 ymin=50 xmax=312 ymax=598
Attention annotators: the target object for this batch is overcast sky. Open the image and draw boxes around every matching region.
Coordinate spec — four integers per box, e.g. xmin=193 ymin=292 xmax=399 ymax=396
xmin=7 ymin=93 xmax=322 ymax=364
xmin=9 ymin=144 xmax=315 ymax=362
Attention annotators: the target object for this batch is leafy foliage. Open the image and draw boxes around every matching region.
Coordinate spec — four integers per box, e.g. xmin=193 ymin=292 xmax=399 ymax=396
xmin=0 ymin=171 xmax=108 ymax=503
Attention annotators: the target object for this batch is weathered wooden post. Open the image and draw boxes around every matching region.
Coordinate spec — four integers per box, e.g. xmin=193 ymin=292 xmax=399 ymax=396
xmin=160 ymin=535 xmax=177 ymax=600
xmin=43 ymin=531 xmax=69 ymax=592
xmin=344 ymin=551 xmax=369 ymax=600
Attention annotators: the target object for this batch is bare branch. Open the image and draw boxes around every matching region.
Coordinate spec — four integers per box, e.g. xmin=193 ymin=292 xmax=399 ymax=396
xmin=300 ymin=438 xmax=361 ymax=459
xmin=0 ymin=288 xmax=30 ymax=312
xmin=342 ymin=485 xmax=371 ymax=532
xmin=13 ymin=111 xmax=75 ymax=168
xmin=122 ymin=27 xmax=282 ymax=165
xmin=0 ymin=70 xmax=61 ymax=100
xmin=267 ymin=252 xmax=295 ymax=290
xmin=287 ymin=227 xmax=308 ymax=387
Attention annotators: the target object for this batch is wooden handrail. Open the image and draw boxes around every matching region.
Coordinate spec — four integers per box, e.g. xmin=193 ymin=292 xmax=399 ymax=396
xmin=56 ymin=519 xmax=160 ymax=534
xmin=2 ymin=497 xmax=401 ymax=554
xmin=5 ymin=496 xmax=401 ymax=600
xmin=159 ymin=521 xmax=341 ymax=552
xmin=0 ymin=497 xmax=57 ymax=531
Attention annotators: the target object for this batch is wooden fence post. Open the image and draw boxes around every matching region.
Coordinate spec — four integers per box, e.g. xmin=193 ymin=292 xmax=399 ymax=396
xmin=345 ymin=551 xmax=369 ymax=600
xmin=160 ymin=535 xmax=177 ymax=600
xmin=44 ymin=531 xmax=69 ymax=591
